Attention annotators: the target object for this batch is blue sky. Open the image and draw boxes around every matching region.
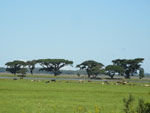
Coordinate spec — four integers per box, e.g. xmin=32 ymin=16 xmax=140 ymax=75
xmin=0 ymin=0 xmax=150 ymax=72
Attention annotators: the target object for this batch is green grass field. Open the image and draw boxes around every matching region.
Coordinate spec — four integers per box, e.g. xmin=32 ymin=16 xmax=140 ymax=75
xmin=0 ymin=79 xmax=149 ymax=113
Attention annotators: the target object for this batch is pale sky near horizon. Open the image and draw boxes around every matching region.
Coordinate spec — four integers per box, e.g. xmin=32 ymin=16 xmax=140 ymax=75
xmin=0 ymin=0 xmax=150 ymax=72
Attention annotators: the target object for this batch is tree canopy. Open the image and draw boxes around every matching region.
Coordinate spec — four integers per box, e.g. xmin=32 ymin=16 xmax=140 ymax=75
xmin=105 ymin=65 xmax=124 ymax=79
xmin=37 ymin=59 xmax=73 ymax=76
xmin=76 ymin=60 xmax=104 ymax=78
xmin=26 ymin=60 xmax=37 ymax=75
xmin=112 ymin=58 xmax=144 ymax=78
xmin=5 ymin=60 xmax=26 ymax=75
xmin=139 ymin=68 xmax=144 ymax=79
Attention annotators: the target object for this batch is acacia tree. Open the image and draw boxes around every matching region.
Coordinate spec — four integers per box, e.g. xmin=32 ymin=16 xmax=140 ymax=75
xmin=26 ymin=60 xmax=37 ymax=75
xmin=105 ymin=65 xmax=124 ymax=79
xmin=37 ymin=59 xmax=73 ymax=76
xmin=5 ymin=60 xmax=26 ymax=75
xmin=76 ymin=60 xmax=104 ymax=78
xmin=112 ymin=58 xmax=144 ymax=79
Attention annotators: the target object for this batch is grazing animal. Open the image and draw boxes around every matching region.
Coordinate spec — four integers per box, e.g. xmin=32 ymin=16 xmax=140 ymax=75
xmin=45 ymin=81 xmax=50 ymax=83
xmin=117 ymin=81 xmax=122 ymax=84
xmin=88 ymin=80 xmax=92 ymax=82
xmin=78 ymin=80 xmax=84 ymax=83
xmin=122 ymin=82 xmax=127 ymax=85
xmin=101 ymin=82 xmax=105 ymax=85
xmin=117 ymin=81 xmax=127 ymax=85
xmin=13 ymin=78 xmax=17 ymax=80
xmin=104 ymin=81 xmax=110 ymax=85
xmin=144 ymin=84 xmax=149 ymax=87
xmin=20 ymin=77 xmax=23 ymax=79
xmin=51 ymin=79 xmax=56 ymax=82
xmin=128 ymin=83 xmax=136 ymax=86
xmin=66 ymin=80 xmax=70 ymax=83
xmin=115 ymin=83 xmax=119 ymax=85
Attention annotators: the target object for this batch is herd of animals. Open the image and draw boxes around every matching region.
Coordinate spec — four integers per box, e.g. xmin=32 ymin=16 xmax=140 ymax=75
xmin=13 ymin=77 xmax=150 ymax=87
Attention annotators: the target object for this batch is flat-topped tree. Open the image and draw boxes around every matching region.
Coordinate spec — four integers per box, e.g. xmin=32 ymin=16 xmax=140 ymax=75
xmin=5 ymin=60 xmax=26 ymax=75
xmin=112 ymin=58 xmax=144 ymax=79
xmin=105 ymin=65 xmax=124 ymax=79
xmin=37 ymin=59 xmax=73 ymax=76
xmin=76 ymin=60 xmax=104 ymax=78
xmin=26 ymin=60 xmax=37 ymax=75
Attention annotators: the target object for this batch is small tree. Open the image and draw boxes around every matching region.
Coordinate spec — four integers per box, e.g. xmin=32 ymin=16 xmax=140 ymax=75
xmin=26 ymin=60 xmax=37 ymax=75
xmin=105 ymin=65 xmax=124 ymax=79
xmin=17 ymin=68 xmax=27 ymax=77
xmin=76 ymin=60 xmax=104 ymax=78
xmin=37 ymin=59 xmax=73 ymax=76
xmin=5 ymin=60 xmax=26 ymax=75
xmin=77 ymin=73 xmax=80 ymax=77
xmin=139 ymin=68 xmax=144 ymax=79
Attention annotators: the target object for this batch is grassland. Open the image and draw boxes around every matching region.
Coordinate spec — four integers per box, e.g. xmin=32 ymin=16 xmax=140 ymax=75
xmin=0 ymin=79 xmax=149 ymax=113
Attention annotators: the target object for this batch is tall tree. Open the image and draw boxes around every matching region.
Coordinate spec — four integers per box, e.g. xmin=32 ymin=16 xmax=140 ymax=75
xmin=76 ymin=60 xmax=104 ymax=78
xmin=112 ymin=58 xmax=144 ymax=79
xmin=5 ymin=60 xmax=26 ymax=75
xmin=26 ymin=60 xmax=37 ymax=75
xmin=105 ymin=65 xmax=124 ymax=79
xmin=37 ymin=59 xmax=73 ymax=76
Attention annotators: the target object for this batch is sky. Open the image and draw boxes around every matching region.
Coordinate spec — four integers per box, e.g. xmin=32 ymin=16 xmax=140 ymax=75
xmin=0 ymin=0 xmax=150 ymax=72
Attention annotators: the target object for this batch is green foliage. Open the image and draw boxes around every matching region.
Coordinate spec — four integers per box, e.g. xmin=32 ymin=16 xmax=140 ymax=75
xmin=139 ymin=68 xmax=144 ymax=79
xmin=112 ymin=58 xmax=144 ymax=79
xmin=76 ymin=60 xmax=104 ymax=78
xmin=105 ymin=65 xmax=124 ymax=79
xmin=77 ymin=73 xmax=80 ymax=77
xmin=26 ymin=60 xmax=37 ymax=75
xmin=136 ymin=99 xmax=150 ymax=113
xmin=123 ymin=94 xmax=150 ymax=113
xmin=123 ymin=95 xmax=135 ymax=113
xmin=5 ymin=60 xmax=26 ymax=75
xmin=37 ymin=59 xmax=73 ymax=76
xmin=17 ymin=68 xmax=27 ymax=76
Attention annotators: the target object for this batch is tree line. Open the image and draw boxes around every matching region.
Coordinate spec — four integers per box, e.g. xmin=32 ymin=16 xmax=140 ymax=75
xmin=4 ymin=58 xmax=145 ymax=79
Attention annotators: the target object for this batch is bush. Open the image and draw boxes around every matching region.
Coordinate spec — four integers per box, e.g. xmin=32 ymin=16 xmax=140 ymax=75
xmin=123 ymin=95 xmax=150 ymax=113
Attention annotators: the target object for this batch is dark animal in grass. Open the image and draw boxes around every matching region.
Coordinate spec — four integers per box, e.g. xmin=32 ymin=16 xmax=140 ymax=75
xmin=88 ymin=80 xmax=92 ymax=82
xmin=117 ymin=81 xmax=122 ymax=84
xmin=128 ymin=83 xmax=136 ymax=86
xmin=13 ymin=78 xmax=17 ymax=80
xmin=45 ymin=81 xmax=50 ymax=83
xmin=51 ymin=79 xmax=56 ymax=82
xmin=104 ymin=81 xmax=110 ymax=85
xmin=66 ymin=80 xmax=71 ymax=83
xmin=20 ymin=77 xmax=24 ymax=79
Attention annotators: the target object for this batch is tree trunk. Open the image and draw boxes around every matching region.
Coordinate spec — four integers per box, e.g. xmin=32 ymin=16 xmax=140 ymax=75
xmin=30 ymin=70 xmax=33 ymax=75
xmin=125 ymin=74 xmax=130 ymax=79
xmin=54 ymin=71 xmax=58 ymax=76
xmin=111 ymin=75 xmax=114 ymax=79
xmin=125 ymin=71 xmax=131 ymax=79
xmin=88 ymin=74 xmax=90 ymax=78
xmin=14 ymin=72 xmax=16 ymax=76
